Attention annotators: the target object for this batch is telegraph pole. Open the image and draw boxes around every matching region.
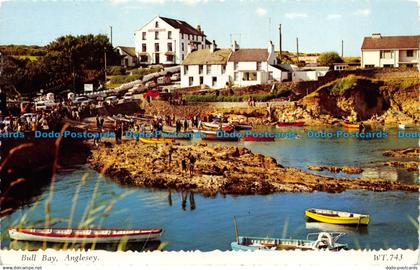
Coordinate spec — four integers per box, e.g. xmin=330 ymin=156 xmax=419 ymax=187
xmin=279 ymin=24 xmax=282 ymax=61
xmin=104 ymin=47 xmax=107 ymax=87
xmin=341 ymin=40 xmax=344 ymax=57
xmin=296 ymin=37 xmax=299 ymax=63
xmin=110 ymin=26 xmax=113 ymax=46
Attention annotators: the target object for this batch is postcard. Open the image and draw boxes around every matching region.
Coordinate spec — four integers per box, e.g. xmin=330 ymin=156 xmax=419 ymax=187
xmin=0 ymin=0 xmax=419 ymax=269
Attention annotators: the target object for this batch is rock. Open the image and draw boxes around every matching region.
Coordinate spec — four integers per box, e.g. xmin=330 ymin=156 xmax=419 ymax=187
xmin=307 ymin=165 xmax=363 ymax=174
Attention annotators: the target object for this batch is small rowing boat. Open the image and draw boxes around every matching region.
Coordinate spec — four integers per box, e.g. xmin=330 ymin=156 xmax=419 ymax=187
xmin=305 ymin=208 xmax=369 ymax=225
xmin=231 ymin=232 xmax=347 ymax=251
xmin=243 ymin=134 xmax=275 ymax=141
xmin=277 ymin=121 xmax=305 ymax=127
xmin=203 ymin=122 xmax=234 ymax=131
xmin=139 ymin=137 xmax=174 ymax=144
xmin=342 ymin=121 xmax=360 ymax=129
xmin=8 ymin=228 xmax=162 ymax=243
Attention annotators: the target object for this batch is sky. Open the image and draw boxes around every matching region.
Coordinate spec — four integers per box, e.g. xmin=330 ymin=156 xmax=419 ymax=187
xmin=0 ymin=0 xmax=419 ymax=56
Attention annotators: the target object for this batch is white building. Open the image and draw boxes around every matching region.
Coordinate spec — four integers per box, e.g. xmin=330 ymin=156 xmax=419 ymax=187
xmin=227 ymin=41 xmax=288 ymax=87
xmin=115 ymin=46 xmax=137 ymax=68
xmin=361 ymin=34 xmax=420 ymax=68
xmin=134 ymin=16 xmax=209 ymax=66
xmin=181 ymin=41 xmax=288 ymax=88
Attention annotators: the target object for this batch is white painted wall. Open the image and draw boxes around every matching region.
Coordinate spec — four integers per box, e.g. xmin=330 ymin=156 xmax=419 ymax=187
xmin=399 ymin=49 xmax=419 ymax=64
xmin=292 ymin=71 xmax=318 ymax=81
xmin=181 ymin=64 xmax=229 ymax=88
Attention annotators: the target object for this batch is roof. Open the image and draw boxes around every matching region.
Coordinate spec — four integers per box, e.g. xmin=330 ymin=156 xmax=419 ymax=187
xmin=182 ymin=48 xmax=231 ymax=65
xmin=160 ymin=16 xmax=205 ymax=36
xmin=269 ymin=64 xmax=289 ymax=72
xmin=361 ymin=35 xmax=420 ymax=50
xmin=228 ymin=49 xmax=269 ymax=62
xmin=117 ymin=46 xmax=136 ymax=57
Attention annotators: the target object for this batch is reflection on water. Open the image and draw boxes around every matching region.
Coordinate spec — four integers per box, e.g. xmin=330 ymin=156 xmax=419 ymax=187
xmin=305 ymin=222 xmax=369 ymax=235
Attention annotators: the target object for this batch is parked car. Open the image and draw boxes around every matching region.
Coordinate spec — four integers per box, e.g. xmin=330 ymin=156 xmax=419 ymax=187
xmin=170 ymin=73 xmax=180 ymax=81
xmin=157 ymin=76 xmax=171 ymax=85
xmin=145 ymin=81 xmax=157 ymax=88
xmin=105 ymin=96 xmax=118 ymax=105
xmin=123 ymin=93 xmax=133 ymax=101
xmin=35 ymin=101 xmax=56 ymax=111
xmin=73 ymin=96 xmax=92 ymax=104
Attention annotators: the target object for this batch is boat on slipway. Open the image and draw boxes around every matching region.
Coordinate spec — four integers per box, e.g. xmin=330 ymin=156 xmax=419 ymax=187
xmin=8 ymin=228 xmax=162 ymax=243
xmin=277 ymin=121 xmax=305 ymax=127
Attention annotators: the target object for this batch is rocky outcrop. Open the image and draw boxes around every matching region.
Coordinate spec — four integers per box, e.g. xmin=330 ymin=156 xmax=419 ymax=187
xmin=384 ymin=161 xmax=419 ymax=172
xmin=89 ymin=143 xmax=419 ymax=195
xmin=383 ymin=148 xmax=419 ymax=158
xmin=308 ymin=165 xmax=363 ymax=174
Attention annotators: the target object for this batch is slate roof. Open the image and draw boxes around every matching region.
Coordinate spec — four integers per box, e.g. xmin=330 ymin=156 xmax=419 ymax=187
xmin=361 ymin=35 xmax=420 ymax=50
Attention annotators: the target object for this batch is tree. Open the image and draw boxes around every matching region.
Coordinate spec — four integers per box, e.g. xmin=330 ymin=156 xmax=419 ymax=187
xmin=318 ymin=51 xmax=343 ymax=66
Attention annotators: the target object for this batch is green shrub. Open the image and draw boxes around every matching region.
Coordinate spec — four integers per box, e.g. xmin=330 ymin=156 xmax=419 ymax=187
xmin=183 ymin=91 xmax=290 ymax=102
xmin=130 ymin=67 xmax=161 ymax=76
xmin=107 ymin=66 xmax=126 ymax=75
xmin=109 ymin=74 xmax=140 ymax=84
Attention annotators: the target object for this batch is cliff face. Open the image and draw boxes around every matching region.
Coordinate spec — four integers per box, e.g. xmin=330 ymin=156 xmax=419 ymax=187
xmin=300 ymin=75 xmax=419 ymax=123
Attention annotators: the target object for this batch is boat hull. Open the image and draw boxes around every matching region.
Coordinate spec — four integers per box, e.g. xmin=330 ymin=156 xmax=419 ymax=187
xmin=305 ymin=209 xmax=369 ymax=225
xmin=243 ymin=135 xmax=275 ymax=142
xmin=342 ymin=121 xmax=360 ymax=129
xmin=139 ymin=137 xmax=174 ymax=144
xmin=193 ymin=129 xmax=239 ymax=141
xmin=9 ymin=228 xmax=162 ymax=243
xmin=277 ymin=121 xmax=305 ymax=127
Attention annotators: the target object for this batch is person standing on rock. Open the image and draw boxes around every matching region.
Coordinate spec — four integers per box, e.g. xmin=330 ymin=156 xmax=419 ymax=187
xmin=181 ymin=158 xmax=187 ymax=174
xmin=188 ymin=154 xmax=196 ymax=177
xmin=168 ymin=145 xmax=174 ymax=166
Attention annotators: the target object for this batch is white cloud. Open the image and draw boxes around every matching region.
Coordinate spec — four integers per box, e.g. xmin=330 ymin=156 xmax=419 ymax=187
xmin=109 ymin=0 xmax=165 ymax=5
xmin=326 ymin=14 xmax=342 ymax=20
xmin=353 ymin=9 xmax=371 ymax=16
xmin=285 ymin=12 xmax=308 ymax=19
xmin=256 ymin=7 xmax=267 ymax=17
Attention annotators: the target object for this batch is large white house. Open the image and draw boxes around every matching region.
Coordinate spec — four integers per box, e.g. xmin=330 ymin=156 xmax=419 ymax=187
xmin=361 ymin=34 xmax=420 ymax=68
xmin=181 ymin=41 xmax=288 ymax=88
xmin=134 ymin=16 xmax=209 ymax=66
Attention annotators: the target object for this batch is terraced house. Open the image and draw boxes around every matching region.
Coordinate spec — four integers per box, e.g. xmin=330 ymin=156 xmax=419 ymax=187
xmin=361 ymin=34 xmax=420 ymax=68
xmin=134 ymin=16 xmax=210 ymax=65
xmin=181 ymin=41 xmax=288 ymax=88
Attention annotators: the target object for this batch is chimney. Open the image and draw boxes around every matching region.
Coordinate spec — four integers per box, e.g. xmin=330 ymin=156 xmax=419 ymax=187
xmin=372 ymin=33 xmax=382 ymax=39
xmin=268 ymin=40 xmax=274 ymax=54
xmin=196 ymin=25 xmax=202 ymax=34
xmin=210 ymin=40 xmax=217 ymax=52
xmin=232 ymin=40 xmax=240 ymax=52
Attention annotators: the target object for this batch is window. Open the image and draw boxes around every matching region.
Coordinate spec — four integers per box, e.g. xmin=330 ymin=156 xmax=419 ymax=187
xmin=212 ymin=77 xmax=217 ymax=86
xmin=140 ymin=56 xmax=148 ymax=62
xmin=168 ymin=31 xmax=172 ymax=39
xmin=206 ymin=65 xmax=211 ymax=74
xmin=155 ymin=43 xmax=159 ymax=52
xmin=142 ymin=44 xmax=147 ymax=52
xmin=181 ymin=43 xmax=185 ymax=51
xmin=405 ymin=64 xmax=414 ymax=68
xmin=234 ymin=72 xmax=238 ymax=81
xmin=243 ymin=72 xmax=257 ymax=81
xmin=364 ymin=64 xmax=374 ymax=68
xmin=184 ymin=66 xmax=188 ymax=75
xmin=380 ymin=50 xmax=393 ymax=59
xmin=182 ymin=54 xmax=184 ymax=60
xmin=383 ymin=64 xmax=394 ymax=68
xmin=199 ymin=76 xmax=204 ymax=84
xmin=222 ymin=65 xmax=226 ymax=74
xmin=407 ymin=50 xmax=414 ymax=57
xmin=199 ymin=65 xmax=203 ymax=74
xmin=234 ymin=62 xmax=238 ymax=70
xmin=155 ymin=31 xmax=159 ymax=40
xmin=155 ymin=21 xmax=159 ymax=28
xmin=268 ymin=72 xmax=273 ymax=80
xmin=168 ymin=43 xmax=173 ymax=52
xmin=142 ymin=32 xmax=146 ymax=40
xmin=257 ymin=62 xmax=262 ymax=71
xmin=189 ymin=77 xmax=193 ymax=86
xmin=166 ymin=55 xmax=174 ymax=62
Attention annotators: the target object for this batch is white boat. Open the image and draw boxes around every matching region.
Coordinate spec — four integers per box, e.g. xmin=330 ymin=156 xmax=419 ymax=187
xmin=398 ymin=124 xmax=406 ymax=129
xmin=8 ymin=228 xmax=162 ymax=243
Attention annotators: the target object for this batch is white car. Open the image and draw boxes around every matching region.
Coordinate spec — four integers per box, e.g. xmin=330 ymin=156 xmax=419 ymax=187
xmin=170 ymin=73 xmax=180 ymax=81
xmin=105 ymin=96 xmax=118 ymax=105
xmin=123 ymin=93 xmax=133 ymax=101
xmin=35 ymin=101 xmax=56 ymax=111
xmin=73 ymin=96 xmax=92 ymax=104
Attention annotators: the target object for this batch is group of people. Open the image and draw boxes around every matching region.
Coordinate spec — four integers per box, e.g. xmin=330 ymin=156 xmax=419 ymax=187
xmin=247 ymin=96 xmax=257 ymax=107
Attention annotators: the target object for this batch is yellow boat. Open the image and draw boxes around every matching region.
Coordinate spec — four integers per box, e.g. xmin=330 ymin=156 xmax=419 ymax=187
xmin=139 ymin=137 xmax=174 ymax=144
xmin=342 ymin=121 xmax=361 ymax=129
xmin=305 ymin=208 xmax=369 ymax=225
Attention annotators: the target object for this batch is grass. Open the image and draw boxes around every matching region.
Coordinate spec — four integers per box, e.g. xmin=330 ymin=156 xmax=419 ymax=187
xmin=384 ymin=77 xmax=420 ymax=90
xmin=184 ymin=90 xmax=291 ymax=102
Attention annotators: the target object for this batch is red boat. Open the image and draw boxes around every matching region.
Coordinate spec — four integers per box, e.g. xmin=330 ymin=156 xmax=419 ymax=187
xmin=243 ymin=135 xmax=275 ymax=141
xmin=277 ymin=121 xmax=305 ymax=127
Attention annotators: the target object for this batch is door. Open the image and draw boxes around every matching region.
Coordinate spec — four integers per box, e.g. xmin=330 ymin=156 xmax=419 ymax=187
xmin=155 ymin=53 xmax=160 ymax=64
